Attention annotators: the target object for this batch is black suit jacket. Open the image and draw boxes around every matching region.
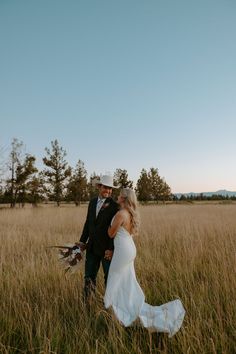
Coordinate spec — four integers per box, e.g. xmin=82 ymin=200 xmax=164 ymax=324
xmin=80 ymin=197 xmax=119 ymax=257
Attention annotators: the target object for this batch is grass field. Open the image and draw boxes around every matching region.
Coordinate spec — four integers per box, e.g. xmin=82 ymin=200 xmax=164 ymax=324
xmin=0 ymin=204 xmax=236 ymax=353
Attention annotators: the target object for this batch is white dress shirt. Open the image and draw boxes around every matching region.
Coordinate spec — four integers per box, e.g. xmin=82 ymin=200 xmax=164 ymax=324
xmin=96 ymin=197 xmax=106 ymax=217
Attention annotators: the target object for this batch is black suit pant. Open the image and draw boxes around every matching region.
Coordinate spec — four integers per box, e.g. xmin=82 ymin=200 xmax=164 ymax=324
xmin=84 ymin=249 xmax=111 ymax=299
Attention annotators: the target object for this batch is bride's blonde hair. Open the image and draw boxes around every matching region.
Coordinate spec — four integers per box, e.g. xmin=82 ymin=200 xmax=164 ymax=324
xmin=120 ymin=188 xmax=140 ymax=236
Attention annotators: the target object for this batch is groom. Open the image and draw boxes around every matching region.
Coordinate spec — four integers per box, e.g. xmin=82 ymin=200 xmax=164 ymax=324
xmin=78 ymin=175 xmax=119 ymax=301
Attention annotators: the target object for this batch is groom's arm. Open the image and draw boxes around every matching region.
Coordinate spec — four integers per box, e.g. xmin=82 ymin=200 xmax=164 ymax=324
xmin=79 ymin=201 xmax=92 ymax=246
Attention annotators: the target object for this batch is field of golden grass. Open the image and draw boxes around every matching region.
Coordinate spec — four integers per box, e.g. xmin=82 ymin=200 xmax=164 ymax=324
xmin=1 ymin=204 xmax=236 ymax=353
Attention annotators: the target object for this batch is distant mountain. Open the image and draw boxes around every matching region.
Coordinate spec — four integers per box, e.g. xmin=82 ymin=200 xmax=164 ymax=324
xmin=174 ymin=190 xmax=236 ymax=198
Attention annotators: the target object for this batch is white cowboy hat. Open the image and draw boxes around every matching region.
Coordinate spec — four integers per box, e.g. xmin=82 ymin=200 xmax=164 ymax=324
xmin=96 ymin=175 xmax=118 ymax=188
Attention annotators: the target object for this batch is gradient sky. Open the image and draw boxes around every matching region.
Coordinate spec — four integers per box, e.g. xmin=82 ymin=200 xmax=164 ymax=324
xmin=0 ymin=0 xmax=235 ymax=193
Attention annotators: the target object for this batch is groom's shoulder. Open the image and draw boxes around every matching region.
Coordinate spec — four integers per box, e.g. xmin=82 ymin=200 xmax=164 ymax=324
xmin=88 ymin=196 xmax=98 ymax=205
xmin=91 ymin=196 xmax=98 ymax=202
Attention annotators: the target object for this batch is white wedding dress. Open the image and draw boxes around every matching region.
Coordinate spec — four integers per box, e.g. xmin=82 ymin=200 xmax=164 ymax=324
xmin=104 ymin=226 xmax=185 ymax=337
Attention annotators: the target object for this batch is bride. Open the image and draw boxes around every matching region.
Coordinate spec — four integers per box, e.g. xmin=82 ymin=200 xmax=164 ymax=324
xmin=104 ymin=188 xmax=185 ymax=337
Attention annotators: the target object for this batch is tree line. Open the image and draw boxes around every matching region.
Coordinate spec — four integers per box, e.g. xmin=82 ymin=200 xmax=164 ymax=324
xmin=176 ymin=193 xmax=236 ymax=202
xmin=0 ymin=138 xmax=172 ymax=207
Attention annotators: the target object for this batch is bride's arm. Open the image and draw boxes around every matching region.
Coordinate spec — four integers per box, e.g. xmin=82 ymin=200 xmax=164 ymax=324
xmin=108 ymin=211 xmax=124 ymax=238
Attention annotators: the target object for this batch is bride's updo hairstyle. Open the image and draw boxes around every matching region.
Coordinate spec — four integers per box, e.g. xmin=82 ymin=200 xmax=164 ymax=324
xmin=120 ymin=188 xmax=140 ymax=236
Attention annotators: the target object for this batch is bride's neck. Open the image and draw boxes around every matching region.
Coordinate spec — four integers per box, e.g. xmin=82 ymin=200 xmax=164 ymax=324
xmin=120 ymin=206 xmax=130 ymax=215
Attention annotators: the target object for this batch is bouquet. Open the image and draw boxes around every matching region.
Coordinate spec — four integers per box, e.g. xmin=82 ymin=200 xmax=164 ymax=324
xmin=50 ymin=243 xmax=85 ymax=274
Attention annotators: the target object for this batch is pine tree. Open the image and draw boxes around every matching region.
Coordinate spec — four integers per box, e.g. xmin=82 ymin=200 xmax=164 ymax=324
xmin=136 ymin=169 xmax=151 ymax=202
xmin=113 ymin=168 xmax=133 ymax=199
xmin=43 ymin=140 xmax=71 ymax=206
xmin=7 ymin=138 xmax=24 ymax=207
xmin=26 ymin=172 xmax=47 ymax=206
xmin=114 ymin=168 xmax=133 ymax=188
xmin=15 ymin=154 xmax=38 ymax=207
xmin=67 ymin=160 xmax=88 ymax=206
xmin=159 ymin=179 xmax=172 ymax=202
xmin=148 ymin=167 xmax=163 ymax=202
xmin=87 ymin=173 xmax=100 ymax=200
xmin=6 ymin=139 xmax=37 ymax=207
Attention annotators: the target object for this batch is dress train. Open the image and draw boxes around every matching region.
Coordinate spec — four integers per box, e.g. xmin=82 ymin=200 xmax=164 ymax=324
xmin=104 ymin=227 xmax=185 ymax=337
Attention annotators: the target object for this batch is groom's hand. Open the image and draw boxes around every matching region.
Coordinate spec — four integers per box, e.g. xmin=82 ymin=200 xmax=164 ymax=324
xmin=104 ymin=250 xmax=113 ymax=261
xmin=75 ymin=242 xmax=87 ymax=251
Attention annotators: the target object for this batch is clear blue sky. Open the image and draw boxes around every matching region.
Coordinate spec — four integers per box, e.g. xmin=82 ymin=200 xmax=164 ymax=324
xmin=0 ymin=0 xmax=235 ymax=193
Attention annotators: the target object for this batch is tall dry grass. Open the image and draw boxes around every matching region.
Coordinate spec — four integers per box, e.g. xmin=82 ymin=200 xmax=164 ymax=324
xmin=0 ymin=204 xmax=236 ymax=353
